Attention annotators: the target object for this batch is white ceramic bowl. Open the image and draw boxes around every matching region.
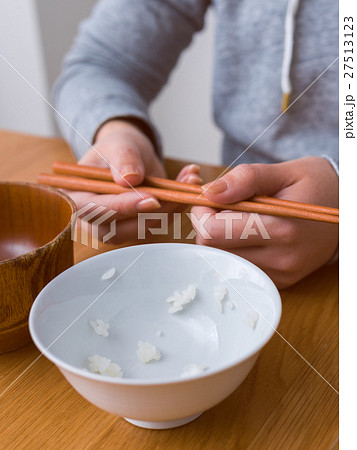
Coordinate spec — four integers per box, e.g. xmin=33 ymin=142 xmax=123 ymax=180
xmin=29 ymin=243 xmax=281 ymax=429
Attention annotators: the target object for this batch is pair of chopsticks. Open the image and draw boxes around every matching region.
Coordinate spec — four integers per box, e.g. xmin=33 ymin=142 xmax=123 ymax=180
xmin=37 ymin=161 xmax=339 ymax=224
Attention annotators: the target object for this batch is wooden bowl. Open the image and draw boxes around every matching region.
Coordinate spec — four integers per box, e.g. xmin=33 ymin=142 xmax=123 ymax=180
xmin=0 ymin=182 xmax=76 ymax=353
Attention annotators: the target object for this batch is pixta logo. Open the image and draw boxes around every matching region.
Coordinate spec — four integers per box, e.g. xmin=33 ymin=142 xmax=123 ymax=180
xmin=137 ymin=212 xmax=270 ymax=240
xmin=71 ymin=202 xmax=117 ymax=249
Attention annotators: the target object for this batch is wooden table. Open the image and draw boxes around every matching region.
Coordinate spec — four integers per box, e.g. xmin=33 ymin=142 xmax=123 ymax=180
xmin=0 ymin=130 xmax=338 ymax=449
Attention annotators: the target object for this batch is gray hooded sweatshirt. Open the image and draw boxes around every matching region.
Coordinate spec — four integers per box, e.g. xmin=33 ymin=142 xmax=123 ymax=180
xmin=54 ymin=0 xmax=338 ymax=172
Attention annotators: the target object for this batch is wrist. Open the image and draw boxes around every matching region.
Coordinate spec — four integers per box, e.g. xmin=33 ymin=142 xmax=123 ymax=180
xmin=94 ymin=119 xmax=142 ymax=143
xmin=94 ymin=117 xmax=158 ymax=154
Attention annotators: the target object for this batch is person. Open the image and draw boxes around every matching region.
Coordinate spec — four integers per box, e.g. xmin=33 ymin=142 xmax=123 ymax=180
xmin=54 ymin=0 xmax=338 ymax=288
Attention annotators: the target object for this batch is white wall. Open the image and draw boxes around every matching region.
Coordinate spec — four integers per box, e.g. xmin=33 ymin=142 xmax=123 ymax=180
xmin=151 ymin=10 xmax=221 ymax=165
xmin=35 ymin=0 xmax=98 ymax=91
xmin=0 ymin=0 xmax=54 ymax=136
xmin=0 ymin=2 xmax=221 ymax=164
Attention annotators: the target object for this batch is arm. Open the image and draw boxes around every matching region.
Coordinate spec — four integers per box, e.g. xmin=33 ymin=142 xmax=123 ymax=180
xmin=54 ymin=0 xmax=210 ymax=158
xmin=53 ymin=0 xmax=208 ymax=244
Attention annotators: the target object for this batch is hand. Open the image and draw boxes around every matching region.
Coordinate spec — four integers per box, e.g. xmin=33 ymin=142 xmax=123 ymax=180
xmin=67 ymin=119 xmax=202 ymax=244
xmin=191 ymin=157 xmax=338 ymax=289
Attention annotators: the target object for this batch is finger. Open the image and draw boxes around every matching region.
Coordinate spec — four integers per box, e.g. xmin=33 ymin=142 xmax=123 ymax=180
xmin=78 ymin=138 xmax=146 ymax=186
xmin=190 ymin=206 xmax=275 ymax=248
xmin=68 ymin=188 xmax=190 ymax=226
xmin=108 ymin=145 xmax=145 ymax=187
xmin=201 ymin=162 xmax=294 ymax=203
xmin=67 ymin=191 xmax=161 ymax=221
xmin=176 ymin=164 xmax=201 ymax=183
xmin=180 ymin=173 xmax=203 ymax=185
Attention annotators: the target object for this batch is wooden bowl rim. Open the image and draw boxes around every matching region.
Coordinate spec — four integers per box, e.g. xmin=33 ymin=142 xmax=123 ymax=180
xmin=0 ymin=181 xmax=77 ymax=265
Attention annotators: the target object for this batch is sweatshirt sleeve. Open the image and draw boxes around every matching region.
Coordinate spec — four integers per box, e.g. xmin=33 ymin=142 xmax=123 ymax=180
xmin=54 ymin=0 xmax=210 ymax=159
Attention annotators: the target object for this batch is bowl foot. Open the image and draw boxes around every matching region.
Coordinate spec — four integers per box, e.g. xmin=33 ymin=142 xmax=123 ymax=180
xmin=124 ymin=412 xmax=202 ymax=429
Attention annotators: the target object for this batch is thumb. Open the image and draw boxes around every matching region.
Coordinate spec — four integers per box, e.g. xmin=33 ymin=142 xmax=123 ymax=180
xmin=201 ymin=163 xmax=292 ymax=203
xmin=109 ymin=146 xmax=145 ymax=187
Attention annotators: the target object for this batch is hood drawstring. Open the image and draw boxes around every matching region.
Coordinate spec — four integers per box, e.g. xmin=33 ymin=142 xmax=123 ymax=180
xmin=281 ymin=0 xmax=300 ymax=112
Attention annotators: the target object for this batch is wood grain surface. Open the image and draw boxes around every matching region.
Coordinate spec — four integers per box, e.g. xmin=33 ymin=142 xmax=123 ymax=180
xmin=0 ymin=130 xmax=338 ymax=449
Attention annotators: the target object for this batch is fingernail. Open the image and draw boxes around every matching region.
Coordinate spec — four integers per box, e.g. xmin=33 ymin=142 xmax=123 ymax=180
xmin=187 ymin=174 xmax=203 ymax=184
xmin=119 ymin=164 xmax=141 ymax=179
xmin=136 ymin=198 xmax=161 ymax=212
xmin=202 ymin=179 xmax=228 ymax=194
xmin=181 ymin=174 xmax=203 ymax=184
xmin=188 ymin=164 xmax=200 ymax=172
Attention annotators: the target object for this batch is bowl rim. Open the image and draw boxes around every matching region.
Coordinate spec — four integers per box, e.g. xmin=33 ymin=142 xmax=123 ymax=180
xmin=29 ymin=243 xmax=282 ymax=386
xmin=0 ymin=181 xmax=77 ymax=265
